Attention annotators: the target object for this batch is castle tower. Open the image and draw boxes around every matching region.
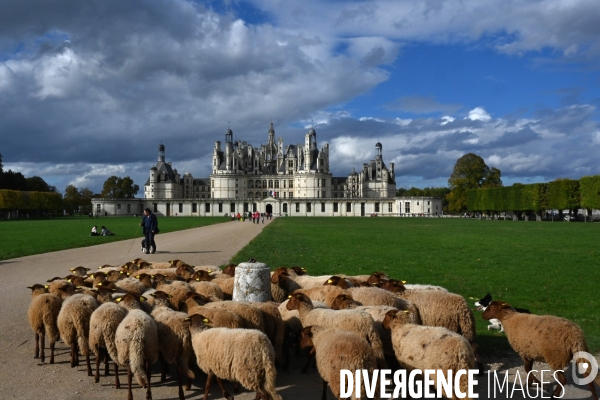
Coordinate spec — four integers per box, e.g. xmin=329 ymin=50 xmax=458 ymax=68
xmin=158 ymin=143 xmax=165 ymax=162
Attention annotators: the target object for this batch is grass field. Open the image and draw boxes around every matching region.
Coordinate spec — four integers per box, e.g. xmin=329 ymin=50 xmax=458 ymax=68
xmin=0 ymin=216 xmax=228 ymax=261
xmin=232 ymin=217 xmax=600 ymax=355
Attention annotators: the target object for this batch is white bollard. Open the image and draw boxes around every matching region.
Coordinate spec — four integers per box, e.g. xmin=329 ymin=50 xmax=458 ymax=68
xmin=232 ymin=262 xmax=271 ymax=302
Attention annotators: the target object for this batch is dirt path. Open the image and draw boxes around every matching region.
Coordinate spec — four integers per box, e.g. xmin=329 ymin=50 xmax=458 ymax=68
xmin=1 ymin=216 xmax=597 ymax=399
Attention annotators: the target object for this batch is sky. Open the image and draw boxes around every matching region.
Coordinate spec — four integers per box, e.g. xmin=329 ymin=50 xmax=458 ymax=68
xmin=1 ymin=0 xmax=600 ymax=194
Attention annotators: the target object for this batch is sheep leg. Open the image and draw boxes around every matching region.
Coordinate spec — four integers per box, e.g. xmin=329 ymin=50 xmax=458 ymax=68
xmin=49 ymin=341 xmax=55 ymax=364
xmin=94 ymin=351 xmax=101 ymax=383
xmin=551 ymin=370 xmax=567 ymax=399
xmin=523 ymin=359 xmax=542 ymax=386
xmin=321 ymin=379 xmax=328 ymax=400
xmin=176 ymin=366 xmax=184 ymax=400
xmin=145 ymin=360 xmax=152 ymax=400
xmin=186 ymin=376 xmax=192 ymax=391
xmin=159 ymin=353 xmax=168 ymax=381
xmin=216 ymin=377 xmax=233 ymax=400
xmin=203 ymin=373 xmax=214 ymax=400
xmin=70 ymin=343 xmax=76 ymax=368
xmin=86 ymin=351 xmax=93 ymax=376
xmin=301 ymin=352 xmax=315 ymax=373
xmin=34 ymin=332 xmax=40 ymax=359
xmin=74 ymin=342 xmax=80 ymax=367
xmin=234 ymin=381 xmax=240 ymax=393
xmin=40 ymin=330 xmax=46 ymax=363
xmin=114 ymin=362 xmax=120 ymax=389
xmin=104 ymin=349 xmax=110 ymax=376
xmin=127 ymin=365 xmax=133 ymax=400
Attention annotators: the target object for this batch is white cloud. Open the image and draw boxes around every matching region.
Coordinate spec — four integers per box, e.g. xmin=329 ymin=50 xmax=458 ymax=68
xmin=466 ymin=107 xmax=492 ymax=122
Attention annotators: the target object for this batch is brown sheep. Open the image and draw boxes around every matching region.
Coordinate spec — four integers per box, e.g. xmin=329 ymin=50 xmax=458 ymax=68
xmin=483 ymin=301 xmax=600 ymax=398
xmin=27 ymin=284 xmax=62 ymax=364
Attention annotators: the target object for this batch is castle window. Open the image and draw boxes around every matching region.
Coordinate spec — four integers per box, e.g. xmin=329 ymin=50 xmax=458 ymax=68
xmin=306 ymin=203 xmax=311 ymax=212
xmin=289 ymin=192 xmax=293 ymax=198
xmin=283 ymin=203 xmax=288 ymax=213
xmin=205 ymin=203 xmax=210 ymax=212
xmin=268 ymin=180 xmax=273 ymax=188
xmin=289 ymin=180 xmax=293 ymax=188
xmin=296 ymin=203 xmax=300 ymax=212
xmin=179 ymin=203 xmax=183 ymax=213
xmin=218 ymin=203 xmax=223 ymax=213
xmin=322 ymin=179 xmax=326 ymax=187
xmin=388 ymin=203 xmax=393 ymax=212
xmin=192 ymin=203 xmax=197 ymax=213
xmin=274 ymin=181 xmax=279 ymax=188
xmin=375 ymin=203 xmax=380 ymax=213
xmin=333 ymin=203 xmax=338 ymax=212
xmin=405 ymin=202 xmax=410 ymax=213
xmin=321 ymin=202 xmax=325 ymax=212
xmin=346 ymin=203 xmax=351 ymax=212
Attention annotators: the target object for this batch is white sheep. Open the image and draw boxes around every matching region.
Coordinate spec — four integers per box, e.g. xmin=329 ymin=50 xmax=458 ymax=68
xmin=187 ymin=313 xmax=282 ymax=400
xmin=57 ymin=293 xmax=99 ymax=375
xmin=383 ymin=309 xmax=476 ymax=400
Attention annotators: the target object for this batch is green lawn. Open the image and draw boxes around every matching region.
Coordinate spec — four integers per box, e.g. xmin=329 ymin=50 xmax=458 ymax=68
xmin=232 ymin=217 xmax=600 ymax=355
xmin=0 ymin=216 xmax=229 ymax=260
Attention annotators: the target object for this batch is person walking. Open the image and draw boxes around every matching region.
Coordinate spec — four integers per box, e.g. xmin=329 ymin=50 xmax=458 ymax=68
xmin=261 ymin=213 xmax=265 ymax=224
xmin=140 ymin=208 xmax=159 ymax=254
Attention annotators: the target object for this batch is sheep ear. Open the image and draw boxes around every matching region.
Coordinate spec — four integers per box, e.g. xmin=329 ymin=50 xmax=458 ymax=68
xmin=119 ymin=271 xmax=124 ymax=274
xmin=151 ymin=275 xmax=155 ymax=279
xmin=67 ymin=279 xmax=72 ymax=282
xmin=135 ymin=275 xmax=140 ymax=279
xmin=97 ymin=282 xmax=103 ymax=286
xmin=27 ymin=285 xmax=33 ymax=289
xmin=140 ymin=296 xmax=147 ymax=302
xmin=44 ymin=285 xmax=49 ymax=288
xmin=69 ymin=268 xmax=74 ymax=271
xmin=90 ymin=274 xmax=95 ymax=278
xmin=327 ymin=279 xmax=332 ymax=283
xmin=402 ymin=280 xmax=407 ymax=284
xmin=287 ymin=295 xmax=292 ymax=299
xmin=184 ymin=317 xmax=191 ymax=321
xmin=115 ymin=297 xmax=122 ymax=302
xmin=195 ymin=278 xmax=200 ymax=281
xmin=403 ymin=310 xmax=409 ymax=314
xmin=85 ymin=268 xmax=90 ymax=271
xmin=207 ymin=269 xmax=212 ymax=273
xmin=203 ymin=318 xmax=210 ymax=323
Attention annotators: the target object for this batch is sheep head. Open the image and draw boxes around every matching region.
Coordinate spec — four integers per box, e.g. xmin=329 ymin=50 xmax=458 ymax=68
xmin=290 ymin=266 xmax=307 ymax=276
xmin=134 ymin=273 xmax=155 ymax=288
xmin=222 ymin=264 xmax=237 ymax=277
xmin=378 ymin=279 xmax=406 ymax=293
xmin=331 ymin=294 xmax=361 ymax=310
xmin=300 ymin=326 xmax=315 ymax=349
xmin=367 ymin=272 xmax=389 ymax=285
xmin=69 ymin=266 xmax=90 ymax=276
xmin=115 ymin=292 xmax=146 ymax=309
xmin=186 ymin=314 xmax=212 ymax=331
xmin=27 ymin=284 xmax=48 ymax=296
xmin=189 ymin=270 xmax=212 ymax=282
xmin=324 ymin=276 xmax=350 ymax=289
xmin=286 ymin=292 xmax=312 ymax=311
xmin=176 ymin=264 xmax=195 ymax=279
xmin=271 ymin=267 xmax=289 ymax=284
xmin=132 ymin=258 xmax=146 ymax=265
xmin=169 ymin=259 xmax=185 ymax=267
xmin=382 ymin=309 xmax=413 ymax=330
xmin=482 ymin=301 xmax=514 ymax=322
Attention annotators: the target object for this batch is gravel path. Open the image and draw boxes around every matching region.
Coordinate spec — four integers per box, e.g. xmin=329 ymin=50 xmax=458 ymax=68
xmin=1 ymin=217 xmax=597 ymax=399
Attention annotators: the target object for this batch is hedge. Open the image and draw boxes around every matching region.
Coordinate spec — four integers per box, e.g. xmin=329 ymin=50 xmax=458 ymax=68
xmin=0 ymin=190 xmax=63 ymax=211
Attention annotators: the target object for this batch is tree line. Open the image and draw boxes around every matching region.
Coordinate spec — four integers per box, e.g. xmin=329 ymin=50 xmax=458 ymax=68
xmin=467 ymin=177 xmax=600 ymax=220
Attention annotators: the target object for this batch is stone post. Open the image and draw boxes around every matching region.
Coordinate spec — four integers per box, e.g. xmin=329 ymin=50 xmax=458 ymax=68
xmin=232 ymin=261 xmax=271 ymax=302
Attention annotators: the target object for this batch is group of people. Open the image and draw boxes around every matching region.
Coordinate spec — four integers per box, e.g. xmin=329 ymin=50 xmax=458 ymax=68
xmin=89 ymin=225 xmax=115 ymax=236
xmin=229 ymin=211 xmax=274 ymax=224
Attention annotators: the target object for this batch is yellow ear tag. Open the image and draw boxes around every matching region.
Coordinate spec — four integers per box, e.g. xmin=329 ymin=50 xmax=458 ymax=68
xmin=196 ymin=278 xmax=200 ymax=281
xmin=403 ymin=310 xmax=409 ymax=313
xmin=140 ymin=297 xmax=145 ymax=302
xmin=90 ymin=274 xmax=95 ymax=278
xmin=69 ymin=268 xmax=74 ymax=271
xmin=127 ymin=273 xmax=130 ymax=276
xmin=67 ymin=279 xmax=72 ymax=282
xmin=120 ymin=271 xmax=124 ymax=274
xmin=288 ymin=295 xmax=292 ymax=298
xmin=97 ymin=282 xmax=103 ymax=286
xmin=208 ymin=269 xmax=212 ymax=273
xmin=327 ymin=279 xmax=332 ymax=283
xmin=402 ymin=280 xmax=407 ymax=284
xmin=115 ymin=298 xmax=122 ymax=302
xmin=203 ymin=318 xmax=209 ymax=323
xmin=184 ymin=317 xmax=190 ymax=321
xmin=151 ymin=275 xmax=155 ymax=279
xmin=44 ymin=285 xmax=49 ymax=288
xmin=135 ymin=275 xmax=140 ymax=279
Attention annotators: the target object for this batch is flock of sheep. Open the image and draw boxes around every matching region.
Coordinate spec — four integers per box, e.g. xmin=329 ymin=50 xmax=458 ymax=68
xmin=27 ymin=259 xmax=600 ymax=400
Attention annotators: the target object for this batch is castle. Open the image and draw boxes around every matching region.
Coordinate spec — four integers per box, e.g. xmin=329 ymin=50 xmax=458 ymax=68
xmin=144 ymin=123 xmax=396 ymax=201
xmin=93 ymin=124 xmax=442 ymax=217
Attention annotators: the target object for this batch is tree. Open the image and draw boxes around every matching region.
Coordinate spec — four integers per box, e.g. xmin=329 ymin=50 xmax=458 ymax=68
xmin=25 ymin=176 xmax=55 ymax=192
xmin=101 ymin=176 xmax=139 ymax=198
xmin=447 ymin=153 xmax=502 ymax=212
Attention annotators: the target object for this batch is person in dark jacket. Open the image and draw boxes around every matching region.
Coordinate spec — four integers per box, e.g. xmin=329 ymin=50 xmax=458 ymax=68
xmin=140 ymin=208 xmax=158 ymax=254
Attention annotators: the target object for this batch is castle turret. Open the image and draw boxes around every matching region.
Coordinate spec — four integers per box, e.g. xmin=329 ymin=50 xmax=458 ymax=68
xmin=158 ymin=144 xmax=165 ymax=162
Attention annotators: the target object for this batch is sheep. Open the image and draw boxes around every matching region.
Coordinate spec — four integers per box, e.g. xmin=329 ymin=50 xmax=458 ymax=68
xmin=403 ymin=283 xmax=448 ymax=291
xmin=271 ymin=267 xmax=302 ymax=294
xmin=46 ymin=279 xmax=76 ymax=300
xmin=300 ymin=325 xmax=378 ymax=400
xmin=181 ymin=292 xmax=244 ymax=329
xmin=188 ymin=279 xmax=224 ymax=302
xmin=149 ymin=261 xmax=172 ymax=269
xmin=70 ymin=266 xmax=91 ymax=277
xmin=286 ymin=292 xmax=386 ymax=369
xmin=248 ymin=301 xmax=285 ymax=366
xmin=382 ymin=309 xmax=477 ymax=400
xmin=115 ymin=294 xmax=159 ymax=400
xmin=211 ymin=276 xmax=235 ymax=300
xmin=347 ymin=286 xmax=419 ymax=314
xmin=482 ymin=300 xmax=600 ymax=399
xmin=57 ymin=293 xmax=99 ymax=375
xmin=331 ymin=293 xmax=416 ymax=364
xmin=114 ymin=277 xmax=149 ymax=297
xmin=88 ymin=298 xmax=129 ymax=386
xmin=202 ymin=301 xmax=266 ymax=332
xmin=187 ymin=313 xmax=282 ymax=400
xmin=295 ymin=285 xmax=345 ymax=307
xmin=154 ymin=275 xmax=194 ymax=310
xmin=221 ymin=263 xmax=237 ymax=277
xmin=27 ymin=284 xmax=62 ymax=364
xmin=150 ymin=291 xmax=195 ymax=400
xmin=278 ymin=298 xmax=329 ymax=370
xmin=289 ymin=273 xmax=340 ymax=289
